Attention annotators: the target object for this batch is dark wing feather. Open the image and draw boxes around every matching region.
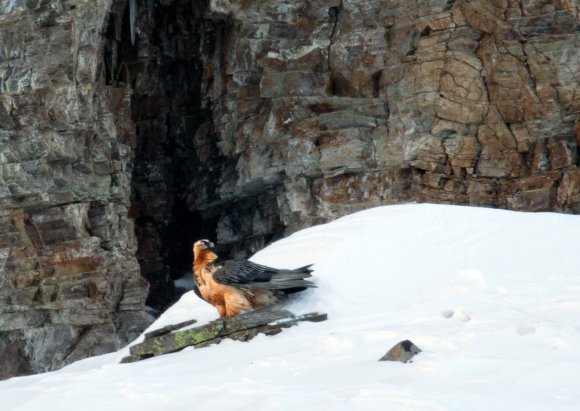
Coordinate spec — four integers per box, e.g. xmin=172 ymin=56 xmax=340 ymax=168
xmin=213 ymin=259 xmax=316 ymax=291
xmin=213 ymin=260 xmax=278 ymax=284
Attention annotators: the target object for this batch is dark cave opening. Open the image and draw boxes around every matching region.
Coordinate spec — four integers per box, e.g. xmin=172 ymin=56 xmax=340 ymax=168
xmin=104 ymin=0 xmax=221 ymax=314
xmin=103 ymin=0 xmax=289 ymax=316
xmin=166 ymin=204 xmax=220 ymax=285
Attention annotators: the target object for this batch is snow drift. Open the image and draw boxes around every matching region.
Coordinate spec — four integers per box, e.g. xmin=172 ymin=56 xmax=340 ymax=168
xmin=1 ymin=204 xmax=579 ymax=410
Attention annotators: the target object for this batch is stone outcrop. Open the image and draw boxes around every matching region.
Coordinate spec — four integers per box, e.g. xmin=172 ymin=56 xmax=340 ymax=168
xmin=379 ymin=339 xmax=422 ymax=363
xmin=187 ymin=0 xmax=580 ymax=256
xmin=0 ymin=0 xmax=579 ymax=379
xmin=121 ymin=310 xmax=327 ymax=364
xmin=0 ymin=0 xmax=150 ymax=379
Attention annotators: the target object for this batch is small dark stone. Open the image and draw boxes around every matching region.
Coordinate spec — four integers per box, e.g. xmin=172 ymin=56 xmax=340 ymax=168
xmin=379 ymin=339 xmax=422 ymax=363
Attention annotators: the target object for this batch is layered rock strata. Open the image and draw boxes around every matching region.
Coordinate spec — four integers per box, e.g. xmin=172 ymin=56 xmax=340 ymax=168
xmin=0 ymin=0 xmax=150 ymax=379
xmin=188 ymin=0 xmax=580 ymax=255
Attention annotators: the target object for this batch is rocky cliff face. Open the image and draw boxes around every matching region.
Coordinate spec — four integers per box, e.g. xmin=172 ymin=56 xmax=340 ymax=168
xmin=0 ymin=0 xmax=150 ymax=379
xmin=189 ymin=0 xmax=580 ymax=252
xmin=0 ymin=0 xmax=578 ymax=379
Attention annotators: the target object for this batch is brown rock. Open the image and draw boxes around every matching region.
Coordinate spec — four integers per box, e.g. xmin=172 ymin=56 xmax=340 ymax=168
xmin=475 ymin=120 xmax=522 ymax=178
xmin=547 ymin=134 xmax=577 ymax=170
xmin=0 ymin=1 xmax=150 ymax=380
xmin=557 ymin=169 xmax=580 ymax=212
xmin=379 ymin=340 xmax=422 ymax=363
xmin=443 ymin=135 xmax=480 ymax=173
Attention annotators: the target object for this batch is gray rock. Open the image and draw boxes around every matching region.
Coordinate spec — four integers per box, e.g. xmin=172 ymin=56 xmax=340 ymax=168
xmin=379 ymin=340 xmax=422 ymax=363
xmin=122 ymin=310 xmax=328 ymax=364
xmin=187 ymin=0 xmax=580 ymax=248
xmin=0 ymin=0 xmax=151 ymax=380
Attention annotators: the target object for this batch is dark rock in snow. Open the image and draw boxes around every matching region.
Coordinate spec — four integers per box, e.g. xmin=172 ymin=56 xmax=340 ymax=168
xmin=121 ymin=310 xmax=327 ymax=364
xmin=379 ymin=340 xmax=422 ymax=363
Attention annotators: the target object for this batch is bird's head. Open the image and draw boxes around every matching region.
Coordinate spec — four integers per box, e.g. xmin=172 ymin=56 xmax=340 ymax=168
xmin=193 ymin=239 xmax=215 ymax=258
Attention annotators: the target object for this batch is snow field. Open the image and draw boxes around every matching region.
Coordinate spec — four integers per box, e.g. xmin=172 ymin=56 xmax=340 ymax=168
xmin=1 ymin=204 xmax=579 ymax=411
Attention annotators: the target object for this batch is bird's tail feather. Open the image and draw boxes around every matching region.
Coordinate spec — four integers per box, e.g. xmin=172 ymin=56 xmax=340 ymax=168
xmin=247 ymin=265 xmax=316 ymax=290
xmin=246 ymin=263 xmax=316 ymax=290
xmin=246 ymin=279 xmax=317 ymax=290
xmin=272 ymin=270 xmax=313 ymax=281
xmin=291 ymin=264 xmax=314 ymax=274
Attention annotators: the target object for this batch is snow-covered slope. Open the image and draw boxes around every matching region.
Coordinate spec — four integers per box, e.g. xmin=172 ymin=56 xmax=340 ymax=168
xmin=2 ymin=204 xmax=579 ymax=411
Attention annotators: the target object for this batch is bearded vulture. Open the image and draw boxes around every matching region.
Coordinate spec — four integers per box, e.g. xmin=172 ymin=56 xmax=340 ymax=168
xmin=192 ymin=239 xmax=315 ymax=317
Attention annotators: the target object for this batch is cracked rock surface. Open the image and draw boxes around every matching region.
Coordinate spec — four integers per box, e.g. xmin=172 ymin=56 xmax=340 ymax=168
xmin=190 ymin=0 xmax=580 ymax=252
xmin=0 ymin=0 xmax=150 ymax=379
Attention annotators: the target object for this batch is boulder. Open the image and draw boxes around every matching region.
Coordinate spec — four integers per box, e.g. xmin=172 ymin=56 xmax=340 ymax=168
xmin=379 ymin=340 xmax=422 ymax=363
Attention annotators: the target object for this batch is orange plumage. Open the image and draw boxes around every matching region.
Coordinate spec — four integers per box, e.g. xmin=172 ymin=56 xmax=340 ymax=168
xmin=192 ymin=240 xmax=315 ymax=317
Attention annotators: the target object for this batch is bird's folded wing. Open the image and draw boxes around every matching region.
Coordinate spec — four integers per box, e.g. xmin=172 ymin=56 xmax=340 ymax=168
xmin=213 ymin=260 xmax=316 ymax=290
xmin=212 ymin=260 xmax=278 ymax=285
